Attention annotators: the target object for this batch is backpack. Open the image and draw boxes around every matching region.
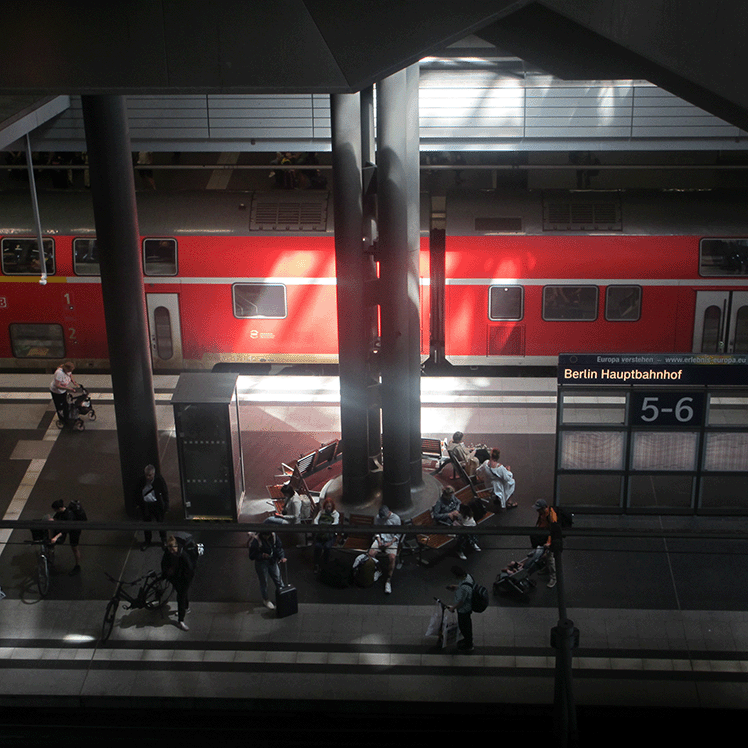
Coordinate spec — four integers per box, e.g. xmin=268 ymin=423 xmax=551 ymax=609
xmin=470 ymin=580 xmax=489 ymax=613
xmin=173 ymin=531 xmax=204 ymax=565
xmin=67 ymin=500 xmax=87 ymax=521
xmin=556 ymin=506 xmax=574 ymax=528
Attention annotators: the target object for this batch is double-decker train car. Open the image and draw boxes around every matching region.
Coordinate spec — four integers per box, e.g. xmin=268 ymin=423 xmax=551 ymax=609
xmin=0 ymin=189 xmax=430 ymax=371
xmin=0 ymin=187 xmax=747 ymax=371
xmin=440 ymin=188 xmax=748 ymax=367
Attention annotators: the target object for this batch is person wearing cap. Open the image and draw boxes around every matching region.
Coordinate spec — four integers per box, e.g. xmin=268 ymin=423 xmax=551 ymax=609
xmin=533 ymin=499 xmax=558 ymax=588
xmin=368 ymin=505 xmax=401 ymax=594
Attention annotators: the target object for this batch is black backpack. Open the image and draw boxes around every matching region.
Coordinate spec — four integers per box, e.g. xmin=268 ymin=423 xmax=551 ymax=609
xmin=173 ymin=531 xmax=203 ymax=565
xmin=67 ymin=500 xmax=87 ymax=521
xmin=466 ymin=579 xmax=489 ymax=613
xmin=556 ymin=506 xmax=574 ymax=528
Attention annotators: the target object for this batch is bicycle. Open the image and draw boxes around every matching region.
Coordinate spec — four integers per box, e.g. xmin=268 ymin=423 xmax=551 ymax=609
xmin=101 ymin=570 xmax=171 ymax=642
xmin=25 ymin=537 xmax=55 ymax=597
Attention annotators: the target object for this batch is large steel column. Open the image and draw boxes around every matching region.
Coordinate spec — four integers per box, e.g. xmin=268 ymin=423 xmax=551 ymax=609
xmin=378 ymin=66 xmax=421 ymax=513
xmin=406 ymin=64 xmax=423 ymax=487
xmin=81 ymin=95 xmax=159 ymax=517
xmin=331 ymin=92 xmax=369 ymax=504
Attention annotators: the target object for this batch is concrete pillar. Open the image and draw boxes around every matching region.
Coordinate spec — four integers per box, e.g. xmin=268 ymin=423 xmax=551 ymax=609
xmin=331 ymin=92 xmax=369 ymax=504
xmin=81 ymin=95 xmax=159 ymax=516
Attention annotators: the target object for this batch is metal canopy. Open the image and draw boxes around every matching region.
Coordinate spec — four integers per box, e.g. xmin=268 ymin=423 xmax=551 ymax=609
xmin=0 ymin=1 xmax=747 ymax=142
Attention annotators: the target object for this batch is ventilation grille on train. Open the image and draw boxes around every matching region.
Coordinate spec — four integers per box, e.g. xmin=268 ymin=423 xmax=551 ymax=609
xmin=474 ymin=217 xmax=523 ymax=233
xmin=543 ymin=197 xmax=621 ymax=231
xmin=488 ymin=325 xmax=525 ymax=356
xmin=250 ymin=193 xmax=329 ymax=231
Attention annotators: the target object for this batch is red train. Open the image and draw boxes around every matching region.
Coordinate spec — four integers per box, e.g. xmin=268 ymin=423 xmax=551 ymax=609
xmin=1 ymin=188 xmax=747 ymax=371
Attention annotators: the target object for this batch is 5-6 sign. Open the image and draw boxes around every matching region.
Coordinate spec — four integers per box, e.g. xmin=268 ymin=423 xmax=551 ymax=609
xmin=630 ymin=391 xmax=705 ymax=427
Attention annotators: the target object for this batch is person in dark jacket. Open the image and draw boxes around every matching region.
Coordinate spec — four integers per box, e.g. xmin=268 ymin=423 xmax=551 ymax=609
xmin=135 ymin=464 xmax=169 ymax=551
xmin=50 ymin=499 xmax=86 ymax=576
xmin=161 ymin=534 xmax=196 ymax=631
xmin=248 ymin=529 xmax=286 ymax=610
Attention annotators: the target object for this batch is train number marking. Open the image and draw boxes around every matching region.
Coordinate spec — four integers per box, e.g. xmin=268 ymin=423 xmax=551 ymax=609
xmin=0 ymin=297 xmax=6 ymax=308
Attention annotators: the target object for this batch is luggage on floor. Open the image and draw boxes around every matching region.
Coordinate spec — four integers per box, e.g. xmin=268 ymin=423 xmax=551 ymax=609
xmin=276 ymin=563 xmax=298 ymax=618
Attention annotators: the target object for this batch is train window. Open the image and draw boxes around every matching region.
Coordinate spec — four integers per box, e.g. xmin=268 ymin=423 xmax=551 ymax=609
xmin=1 ymin=238 xmax=55 ymax=275
xmin=9 ymin=323 xmax=65 ymax=358
xmin=233 ymin=284 xmax=287 ymax=319
xmin=73 ymin=238 xmax=99 ymax=276
xmin=143 ymin=238 xmax=177 ymax=276
xmin=542 ymin=285 xmax=598 ymax=321
xmin=488 ymin=286 xmax=523 ymax=320
xmin=605 ymin=285 xmax=641 ymax=321
xmin=700 ymin=238 xmax=748 ymax=276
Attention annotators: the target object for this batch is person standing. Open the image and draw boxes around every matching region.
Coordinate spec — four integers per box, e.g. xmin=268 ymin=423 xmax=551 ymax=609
xmin=49 ymin=361 xmax=78 ymax=425
xmin=50 ymin=499 xmax=86 ymax=576
xmin=161 ymin=535 xmax=196 ymax=631
xmin=446 ymin=565 xmax=474 ymax=652
xmin=532 ymin=499 xmax=558 ymax=589
xmin=248 ymin=528 xmax=287 ymax=610
xmin=135 ymin=464 xmax=169 ymax=551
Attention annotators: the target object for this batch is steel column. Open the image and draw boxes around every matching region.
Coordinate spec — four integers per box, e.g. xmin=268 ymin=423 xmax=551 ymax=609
xmin=406 ymin=64 xmax=422 ymax=487
xmin=331 ymin=92 xmax=369 ymax=504
xmin=81 ymin=95 xmax=159 ymax=517
xmin=377 ymin=67 xmax=420 ymax=513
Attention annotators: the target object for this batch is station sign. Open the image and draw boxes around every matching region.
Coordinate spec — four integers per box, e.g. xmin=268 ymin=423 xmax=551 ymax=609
xmin=558 ymin=353 xmax=748 ymax=387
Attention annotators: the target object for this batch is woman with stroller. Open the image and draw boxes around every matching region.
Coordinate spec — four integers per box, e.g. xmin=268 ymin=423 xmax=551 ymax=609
xmin=477 ymin=448 xmax=517 ymax=510
xmin=49 ymin=361 xmax=79 ymax=425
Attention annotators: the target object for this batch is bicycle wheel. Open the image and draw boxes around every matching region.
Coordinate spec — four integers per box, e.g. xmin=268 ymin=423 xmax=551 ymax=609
xmin=101 ymin=598 xmax=119 ymax=642
xmin=142 ymin=574 xmax=170 ymax=610
xmin=37 ymin=554 xmax=50 ymax=597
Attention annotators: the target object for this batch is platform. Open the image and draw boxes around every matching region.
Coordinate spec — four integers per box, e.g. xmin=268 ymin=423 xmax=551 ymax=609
xmin=1 ymin=374 xmax=747 ymax=740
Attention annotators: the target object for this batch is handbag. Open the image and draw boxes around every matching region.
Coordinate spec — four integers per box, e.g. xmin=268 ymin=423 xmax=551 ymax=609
xmin=425 ymin=599 xmax=443 ymax=637
xmin=441 ymin=607 xmax=459 ymax=648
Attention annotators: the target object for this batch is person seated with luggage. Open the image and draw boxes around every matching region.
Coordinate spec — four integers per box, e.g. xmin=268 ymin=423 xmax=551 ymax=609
xmin=446 ymin=431 xmax=480 ymax=477
xmin=248 ymin=526 xmax=287 ymax=610
xmin=367 ymin=505 xmax=401 ymax=595
xmin=476 ymin=448 xmax=517 ymax=510
xmin=432 ymin=486 xmax=479 ymax=560
xmin=312 ymin=497 xmax=340 ymax=573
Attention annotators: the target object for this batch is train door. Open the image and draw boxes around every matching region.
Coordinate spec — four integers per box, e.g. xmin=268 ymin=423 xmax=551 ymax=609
xmin=692 ymin=291 xmax=748 ymax=354
xmin=146 ymin=293 xmax=183 ymax=369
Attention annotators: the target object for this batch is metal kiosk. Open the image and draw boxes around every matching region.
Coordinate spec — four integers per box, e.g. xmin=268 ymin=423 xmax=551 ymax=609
xmin=171 ymin=373 xmax=245 ymax=521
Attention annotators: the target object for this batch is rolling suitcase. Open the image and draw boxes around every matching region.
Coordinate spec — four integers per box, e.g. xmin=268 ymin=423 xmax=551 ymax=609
xmin=275 ymin=563 xmax=298 ymax=618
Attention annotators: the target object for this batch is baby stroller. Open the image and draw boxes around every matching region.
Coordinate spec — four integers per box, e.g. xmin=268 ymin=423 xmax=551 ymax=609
xmin=493 ymin=546 xmax=548 ymax=602
xmin=56 ymin=386 xmax=96 ymax=431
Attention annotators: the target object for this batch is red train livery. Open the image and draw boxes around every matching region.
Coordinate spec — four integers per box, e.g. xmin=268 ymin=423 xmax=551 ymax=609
xmin=1 ymin=188 xmax=747 ymax=371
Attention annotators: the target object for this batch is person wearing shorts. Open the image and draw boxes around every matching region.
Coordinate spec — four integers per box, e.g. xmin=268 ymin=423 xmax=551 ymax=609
xmin=368 ymin=505 xmax=401 ymax=595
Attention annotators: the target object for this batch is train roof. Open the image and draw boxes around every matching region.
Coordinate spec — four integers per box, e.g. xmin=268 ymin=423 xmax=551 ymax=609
xmin=445 ymin=188 xmax=748 ymax=236
xmin=0 ymin=189 xmax=336 ymax=237
xmin=0 ymin=188 xmax=432 ymax=238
